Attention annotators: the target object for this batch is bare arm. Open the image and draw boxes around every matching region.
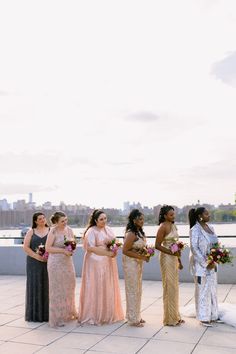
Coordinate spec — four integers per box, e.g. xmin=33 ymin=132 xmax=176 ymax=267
xmin=23 ymin=229 xmax=46 ymax=262
xmin=155 ymin=224 xmax=177 ymax=256
xmin=45 ymin=229 xmax=71 ymax=256
xmin=87 ymin=246 xmax=115 ymax=257
xmin=85 ymin=228 xmax=115 ymax=257
xmin=122 ymin=232 xmax=148 ymax=261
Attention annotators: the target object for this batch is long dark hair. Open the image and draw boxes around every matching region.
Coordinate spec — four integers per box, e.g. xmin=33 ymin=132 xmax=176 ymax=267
xmin=125 ymin=209 xmax=145 ymax=236
xmin=50 ymin=211 xmax=66 ymax=225
xmin=32 ymin=212 xmax=48 ymax=228
xmin=84 ymin=209 xmax=105 ymax=236
xmin=188 ymin=207 xmax=206 ymax=228
xmin=158 ymin=205 xmax=174 ymax=225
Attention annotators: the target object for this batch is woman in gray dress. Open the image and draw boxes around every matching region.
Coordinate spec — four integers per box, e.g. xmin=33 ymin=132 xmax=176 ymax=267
xmin=23 ymin=212 xmax=49 ymax=322
xmin=189 ymin=207 xmax=221 ymax=327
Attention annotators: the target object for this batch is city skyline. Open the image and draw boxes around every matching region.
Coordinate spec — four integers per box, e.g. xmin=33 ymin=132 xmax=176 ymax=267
xmin=0 ymin=193 xmax=235 ymax=211
xmin=0 ymin=0 xmax=236 ymax=208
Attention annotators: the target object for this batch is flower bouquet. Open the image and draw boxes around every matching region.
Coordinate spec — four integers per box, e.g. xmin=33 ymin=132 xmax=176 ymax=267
xmin=106 ymin=238 xmax=122 ymax=253
xmin=137 ymin=245 xmax=156 ymax=261
xmin=36 ymin=244 xmax=49 ymax=260
xmin=170 ymin=239 xmax=187 ymax=254
xmin=207 ymin=243 xmax=233 ymax=266
xmin=169 ymin=239 xmax=187 ymax=270
xmin=64 ymin=236 xmax=77 ymax=253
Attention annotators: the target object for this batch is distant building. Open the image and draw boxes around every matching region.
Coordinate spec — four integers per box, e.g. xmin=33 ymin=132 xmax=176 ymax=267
xmin=42 ymin=201 xmax=53 ymax=210
xmin=29 ymin=193 xmax=33 ymax=203
xmin=0 ymin=199 xmax=11 ymax=211
xmin=13 ymin=199 xmax=27 ymax=211
xmin=123 ymin=201 xmax=130 ymax=215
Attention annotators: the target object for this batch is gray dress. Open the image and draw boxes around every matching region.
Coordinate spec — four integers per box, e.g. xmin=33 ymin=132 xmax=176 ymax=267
xmin=25 ymin=231 xmax=49 ymax=322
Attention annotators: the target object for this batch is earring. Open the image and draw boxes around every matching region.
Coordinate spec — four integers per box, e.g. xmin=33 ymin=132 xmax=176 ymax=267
xmin=200 ymin=217 xmax=203 ymax=221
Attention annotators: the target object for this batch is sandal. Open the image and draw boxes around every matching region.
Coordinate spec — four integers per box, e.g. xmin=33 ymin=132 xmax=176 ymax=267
xmin=130 ymin=322 xmax=144 ymax=327
xmin=140 ymin=318 xmax=146 ymax=323
xmin=201 ymin=321 xmax=213 ymax=327
xmin=212 ymin=318 xmax=224 ymax=323
xmin=178 ymin=319 xmax=185 ymax=324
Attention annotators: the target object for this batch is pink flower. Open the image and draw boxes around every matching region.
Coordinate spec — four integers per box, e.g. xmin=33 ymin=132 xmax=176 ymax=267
xmin=66 ymin=245 xmax=73 ymax=252
xmin=147 ymin=248 xmax=155 ymax=255
xmin=107 ymin=239 xmax=122 ymax=253
xmin=170 ymin=244 xmax=179 ymax=253
xmin=43 ymin=252 xmax=49 ymax=260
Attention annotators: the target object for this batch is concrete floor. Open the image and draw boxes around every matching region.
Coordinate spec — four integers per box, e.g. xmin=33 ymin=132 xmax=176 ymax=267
xmin=0 ymin=276 xmax=235 ymax=354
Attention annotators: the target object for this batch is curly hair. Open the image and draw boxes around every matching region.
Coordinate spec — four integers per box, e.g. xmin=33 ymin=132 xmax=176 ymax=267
xmin=158 ymin=205 xmax=175 ymax=225
xmin=125 ymin=209 xmax=145 ymax=236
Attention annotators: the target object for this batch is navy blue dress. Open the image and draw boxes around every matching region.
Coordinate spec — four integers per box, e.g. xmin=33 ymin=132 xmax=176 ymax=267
xmin=25 ymin=231 xmax=49 ymax=322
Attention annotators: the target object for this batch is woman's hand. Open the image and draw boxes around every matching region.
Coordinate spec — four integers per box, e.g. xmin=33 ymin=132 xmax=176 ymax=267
xmin=140 ymin=255 xmax=150 ymax=262
xmin=64 ymin=249 xmax=73 ymax=257
xmin=107 ymin=250 xmax=116 ymax=258
xmin=172 ymin=250 xmax=181 ymax=257
xmin=178 ymin=259 xmax=183 ymax=270
xmin=207 ymin=262 xmax=216 ymax=270
xmin=35 ymin=254 xmax=47 ymax=262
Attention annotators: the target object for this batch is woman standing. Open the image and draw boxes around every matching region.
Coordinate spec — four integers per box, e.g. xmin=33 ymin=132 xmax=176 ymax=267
xmin=122 ymin=209 xmax=149 ymax=327
xmin=78 ymin=209 xmax=124 ymax=325
xmin=23 ymin=212 xmax=49 ymax=322
xmin=155 ymin=205 xmax=183 ymax=326
xmin=189 ymin=207 xmax=219 ymax=327
xmin=46 ymin=211 xmax=77 ymax=327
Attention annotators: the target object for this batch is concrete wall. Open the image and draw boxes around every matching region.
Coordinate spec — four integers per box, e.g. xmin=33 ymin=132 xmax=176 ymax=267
xmin=0 ymin=246 xmax=236 ymax=284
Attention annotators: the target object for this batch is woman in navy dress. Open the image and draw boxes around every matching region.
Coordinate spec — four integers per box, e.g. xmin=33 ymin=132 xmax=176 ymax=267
xmin=23 ymin=212 xmax=50 ymax=322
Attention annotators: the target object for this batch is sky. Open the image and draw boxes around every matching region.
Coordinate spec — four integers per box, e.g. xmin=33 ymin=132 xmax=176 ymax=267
xmin=0 ymin=0 xmax=236 ymax=209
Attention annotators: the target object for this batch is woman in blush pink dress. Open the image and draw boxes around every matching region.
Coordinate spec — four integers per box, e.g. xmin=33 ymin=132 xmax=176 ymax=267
xmin=78 ymin=209 xmax=124 ymax=325
xmin=46 ymin=211 xmax=77 ymax=327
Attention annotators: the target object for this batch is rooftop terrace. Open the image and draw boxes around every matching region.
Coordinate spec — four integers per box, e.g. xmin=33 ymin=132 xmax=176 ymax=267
xmin=0 ymin=276 xmax=235 ymax=354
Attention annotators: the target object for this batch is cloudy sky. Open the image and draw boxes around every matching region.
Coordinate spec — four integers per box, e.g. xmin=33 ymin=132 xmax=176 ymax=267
xmin=0 ymin=0 xmax=236 ymax=209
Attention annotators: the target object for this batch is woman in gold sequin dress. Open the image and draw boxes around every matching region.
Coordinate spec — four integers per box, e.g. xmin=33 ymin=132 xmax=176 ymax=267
xmin=155 ymin=205 xmax=184 ymax=326
xmin=122 ymin=209 xmax=149 ymax=327
xmin=46 ymin=211 xmax=77 ymax=327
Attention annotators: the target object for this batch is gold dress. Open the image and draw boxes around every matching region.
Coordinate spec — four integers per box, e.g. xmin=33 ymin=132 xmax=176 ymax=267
xmin=122 ymin=234 xmax=146 ymax=324
xmin=160 ymin=224 xmax=181 ymax=325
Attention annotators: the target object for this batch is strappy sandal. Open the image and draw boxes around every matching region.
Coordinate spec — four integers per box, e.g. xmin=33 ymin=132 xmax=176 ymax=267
xmin=201 ymin=321 xmax=213 ymax=327
xmin=212 ymin=318 xmax=224 ymax=323
xmin=178 ymin=319 xmax=185 ymax=324
xmin=130 ymin=322 xmax=144 ymax=327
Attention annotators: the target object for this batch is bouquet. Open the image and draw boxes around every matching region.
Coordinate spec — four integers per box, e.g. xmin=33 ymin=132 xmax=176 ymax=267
xmin=35 ymin=244 xmax=49 ymax=260
xmin=64 ymin=236 xmax=77 ymax=253
xmin=170 ymin=239 xmax=187 ymax=254
xmin=207 ymin=243 xmax=233 ymax=266
xmin=106 ymin=238 xmax=122 ymax=253
xmin=169 ymin=239 xmax=187 ymax=270
xmin=137 ymin=245 xmax=155 ymax=260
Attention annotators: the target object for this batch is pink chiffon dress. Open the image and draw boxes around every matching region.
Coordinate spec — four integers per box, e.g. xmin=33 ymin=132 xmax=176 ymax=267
xmin=78 ymin=226 xmax=124 ymax=325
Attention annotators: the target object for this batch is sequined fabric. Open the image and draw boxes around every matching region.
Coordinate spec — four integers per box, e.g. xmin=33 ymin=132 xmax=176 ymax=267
xmin=160 ymin=224 xmax=181 ymax=325
xmin=122 ymin=236 xmax=146 ymax=324
xmin=190 ymin=222 xmax=219 ymax=321
xmin=47 ymin=226 xmax=77 ymax=327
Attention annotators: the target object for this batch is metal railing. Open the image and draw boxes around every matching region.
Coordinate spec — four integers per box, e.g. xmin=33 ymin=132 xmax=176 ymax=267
xmin=0 ymin=235 xmax=235 ymax=240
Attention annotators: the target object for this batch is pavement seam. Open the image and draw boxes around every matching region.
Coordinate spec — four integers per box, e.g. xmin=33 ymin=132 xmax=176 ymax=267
xmin=190 ymin=326 xmax=208 ymax=354
xmin=83 ymin=320 xmax=128 ymax=353
xmin=222 ymin=283 xmax=234 ymax=302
